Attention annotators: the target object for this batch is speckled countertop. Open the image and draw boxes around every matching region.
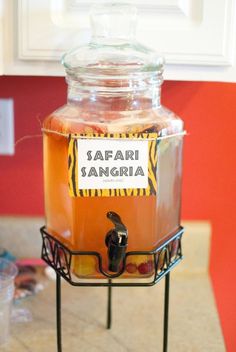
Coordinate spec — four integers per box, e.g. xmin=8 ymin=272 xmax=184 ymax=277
xmin=1 ymin=272 xmax=225 ymax=352
xmin=0 ymin=219 xmax=226 ymax=351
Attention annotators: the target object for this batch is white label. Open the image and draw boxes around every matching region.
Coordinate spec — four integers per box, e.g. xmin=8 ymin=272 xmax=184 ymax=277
xmin=77 ymin=139 xmax=149 ymax=190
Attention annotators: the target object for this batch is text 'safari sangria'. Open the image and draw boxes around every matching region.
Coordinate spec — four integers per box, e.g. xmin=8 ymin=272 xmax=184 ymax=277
xmin=43 ymin=4 xmax=185 ymax=279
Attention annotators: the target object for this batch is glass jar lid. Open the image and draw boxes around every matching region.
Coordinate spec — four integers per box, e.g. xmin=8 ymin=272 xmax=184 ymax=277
xmin=62 ymin=3 xmax=164 ymax=80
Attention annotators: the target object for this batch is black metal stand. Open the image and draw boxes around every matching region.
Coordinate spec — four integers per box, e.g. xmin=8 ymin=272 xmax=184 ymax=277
xmin=41 ymin=226 xmax=184 ymax=352
xmin=107 ymin=278 xmax=112 ymax=330
xmin=163 ymin=272 xmax=170 ymax=352
xmin=56 ymin=273 xmax=62 ymax=352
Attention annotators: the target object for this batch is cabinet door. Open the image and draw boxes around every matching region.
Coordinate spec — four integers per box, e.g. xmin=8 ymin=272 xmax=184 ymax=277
xmin=2 ymin=0 xmax=236 ymax=81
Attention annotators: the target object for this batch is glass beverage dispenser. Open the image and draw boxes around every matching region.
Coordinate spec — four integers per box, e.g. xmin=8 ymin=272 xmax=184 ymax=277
xmin=42 ymin=4 xmax=184 ymax=279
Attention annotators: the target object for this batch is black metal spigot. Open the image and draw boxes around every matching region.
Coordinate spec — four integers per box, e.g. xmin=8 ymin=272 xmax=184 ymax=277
xmin=105 ymin=212 xmax=128 ymax=273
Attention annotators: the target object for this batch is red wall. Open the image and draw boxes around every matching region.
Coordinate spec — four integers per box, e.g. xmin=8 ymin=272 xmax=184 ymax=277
xmin=0 ymin=76 xmax=235 ymax=351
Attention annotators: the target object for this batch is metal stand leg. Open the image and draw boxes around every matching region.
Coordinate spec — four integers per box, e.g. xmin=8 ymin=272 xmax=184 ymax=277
xmin=107 ymin=279 xmax=112 ymax=329
xmin=56 ymin=273 xmax=62 ymax=352
xmin=163 ymin=272 xmax=170 ymax=352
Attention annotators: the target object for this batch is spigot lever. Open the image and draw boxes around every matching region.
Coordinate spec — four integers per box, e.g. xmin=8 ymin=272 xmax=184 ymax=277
xmin=105 ymin=212 xmax=128 ymax=272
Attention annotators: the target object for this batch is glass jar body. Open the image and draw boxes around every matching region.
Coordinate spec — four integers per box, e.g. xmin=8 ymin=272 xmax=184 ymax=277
xmin=43 ymin=89 xmax=184 ymax=279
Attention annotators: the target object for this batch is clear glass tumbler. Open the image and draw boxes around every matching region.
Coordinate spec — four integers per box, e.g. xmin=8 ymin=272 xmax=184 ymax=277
xmin=0 ymin=259 xmax=18 ymax=345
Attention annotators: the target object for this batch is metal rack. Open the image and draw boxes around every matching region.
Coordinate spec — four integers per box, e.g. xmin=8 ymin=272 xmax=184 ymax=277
xmin=40 ymin=226 xmax=184 ymax=352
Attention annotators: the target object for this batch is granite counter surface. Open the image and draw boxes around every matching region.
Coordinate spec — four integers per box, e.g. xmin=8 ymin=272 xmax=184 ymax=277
xmin=0 ymin=218 xmax=225 ymax=351
xmin=1 ymin=272 xmax=225 ymax=352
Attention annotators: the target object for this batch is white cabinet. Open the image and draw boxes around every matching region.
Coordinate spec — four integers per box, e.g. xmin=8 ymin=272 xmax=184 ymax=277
xmin=1 ymin=0 xmax=236 ymax=81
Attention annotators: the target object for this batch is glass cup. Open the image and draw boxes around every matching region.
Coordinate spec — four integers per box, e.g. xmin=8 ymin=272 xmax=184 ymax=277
xmin=0 ymin=259 xmax=18 ymax=345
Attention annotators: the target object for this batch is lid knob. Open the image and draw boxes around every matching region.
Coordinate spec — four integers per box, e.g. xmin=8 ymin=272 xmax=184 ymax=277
xmin=90 ymin=3 xmax=137 ymax=43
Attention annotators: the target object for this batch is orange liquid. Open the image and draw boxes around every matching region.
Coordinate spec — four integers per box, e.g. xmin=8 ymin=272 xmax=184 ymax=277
xmin=43 ymin=107 xmax=183 ymax=278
